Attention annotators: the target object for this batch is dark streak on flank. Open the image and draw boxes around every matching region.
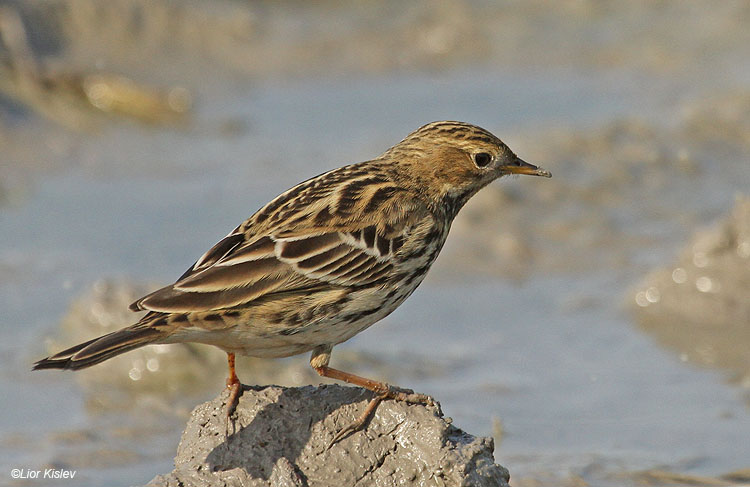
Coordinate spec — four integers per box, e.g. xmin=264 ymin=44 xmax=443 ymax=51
xmin=341 ymin=306 xmax=381 ymax=323
xmin=286 ymin=313 xmax=302 ymax=327
xmin=404 ymin=245 xmax=427 ymax=260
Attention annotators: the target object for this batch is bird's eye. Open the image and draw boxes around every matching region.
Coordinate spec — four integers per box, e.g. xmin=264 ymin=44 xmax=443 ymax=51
xmin=473 ymin=152 xmax=492 ymax=168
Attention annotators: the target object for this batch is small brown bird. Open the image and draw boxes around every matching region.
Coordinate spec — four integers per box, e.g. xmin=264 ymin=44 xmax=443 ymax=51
xmin=34 ymin=121 xmax=550 ymax=442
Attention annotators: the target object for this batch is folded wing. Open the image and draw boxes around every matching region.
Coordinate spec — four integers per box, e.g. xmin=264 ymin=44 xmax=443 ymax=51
xmin=129 ymin=225 xmax=403 ymax=314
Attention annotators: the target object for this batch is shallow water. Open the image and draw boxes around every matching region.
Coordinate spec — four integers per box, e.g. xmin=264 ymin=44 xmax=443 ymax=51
xmin=2 ymin=2 xmax=749 ymax=486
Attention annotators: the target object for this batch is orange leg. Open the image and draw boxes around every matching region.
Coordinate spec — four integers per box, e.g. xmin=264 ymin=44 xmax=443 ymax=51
xmin=313 ymin=365 xmax=431 ymax=404
xmin=225 ymin=352 xmax=242 ymax=425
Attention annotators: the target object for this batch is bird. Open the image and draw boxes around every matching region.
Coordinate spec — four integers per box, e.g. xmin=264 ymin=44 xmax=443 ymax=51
xmin=33 ymin=121 xmax=551 ymax=443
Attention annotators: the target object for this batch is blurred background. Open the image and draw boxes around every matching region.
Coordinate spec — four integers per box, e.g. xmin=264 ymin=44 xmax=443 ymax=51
xmin=1 ymin=1 xmax=749 ymax=486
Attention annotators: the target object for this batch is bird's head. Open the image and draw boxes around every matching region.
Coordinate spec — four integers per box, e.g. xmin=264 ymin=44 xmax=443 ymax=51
xmin=385 ymin=121 xmax=551 ymax=216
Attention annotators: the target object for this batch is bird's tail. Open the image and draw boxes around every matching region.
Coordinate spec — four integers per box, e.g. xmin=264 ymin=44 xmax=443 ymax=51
xmin=33 ymin=325 xmax=162 ymax=371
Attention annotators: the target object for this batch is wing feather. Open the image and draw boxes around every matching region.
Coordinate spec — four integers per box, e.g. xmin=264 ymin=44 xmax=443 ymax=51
xmin=130 ymin=174 xmax=432 ymax=314
xmin=218 ymin=236 xmax=276 ymax=264
xmin=278 ymin=233 xmax=342 ymax=259
xmin=295 ymin=244 xmax=350 ymax=270
xmin=134 ymin=276 xmax=287 ymax=312
xmin=174 ymin=257 xmax=282 ymax=291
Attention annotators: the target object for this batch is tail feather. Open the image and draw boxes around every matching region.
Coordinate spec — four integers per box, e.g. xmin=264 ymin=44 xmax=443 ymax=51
xmin=33 ymin=326 xmax=162 ymax=371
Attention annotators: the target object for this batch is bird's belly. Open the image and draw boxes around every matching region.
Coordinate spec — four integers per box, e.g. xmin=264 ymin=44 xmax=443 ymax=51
xmin=257 ymin=282 xmax=417 ymax=353
xmin=172 ymin=279 xmax=421 ymax=358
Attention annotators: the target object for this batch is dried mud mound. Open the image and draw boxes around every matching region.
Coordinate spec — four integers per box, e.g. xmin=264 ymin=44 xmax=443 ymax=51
xmin=145 ymin=384 xmax=509 ymax=487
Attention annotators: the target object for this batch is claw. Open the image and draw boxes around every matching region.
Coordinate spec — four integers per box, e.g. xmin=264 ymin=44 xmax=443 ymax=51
xmin=327 ymin=386 xmax=439 ymax=448
xmin=328 ymin=394 xmax=383 ymax=449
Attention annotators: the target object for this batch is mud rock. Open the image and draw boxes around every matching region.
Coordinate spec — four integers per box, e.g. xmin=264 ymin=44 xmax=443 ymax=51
xmin=145 ymin=384 xmax=509 ymax=487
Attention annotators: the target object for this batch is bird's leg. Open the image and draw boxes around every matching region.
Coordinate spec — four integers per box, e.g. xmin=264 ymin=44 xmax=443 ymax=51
xmin=310 ymin=346 xmax=435 ymax=446
xmin=225 ymin=352 xmax=242 ymax=431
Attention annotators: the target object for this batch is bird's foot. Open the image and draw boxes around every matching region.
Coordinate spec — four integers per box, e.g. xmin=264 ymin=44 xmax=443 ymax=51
xmin=328 ymin=384 xmax=440 ymax=448
xmin=380 ymin=384 xmax=439 ymax=409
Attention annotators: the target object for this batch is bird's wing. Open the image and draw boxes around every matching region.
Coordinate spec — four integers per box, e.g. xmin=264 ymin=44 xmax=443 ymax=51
xmin=130 ymin=162 xmax=432 ymax=314
xmin=129 ymin=220 xmax=416 ymax=314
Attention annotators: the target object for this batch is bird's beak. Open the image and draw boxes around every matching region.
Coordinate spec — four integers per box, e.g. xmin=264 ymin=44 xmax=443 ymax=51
xmin=501 ymin=156 xmax=552 ymax=178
